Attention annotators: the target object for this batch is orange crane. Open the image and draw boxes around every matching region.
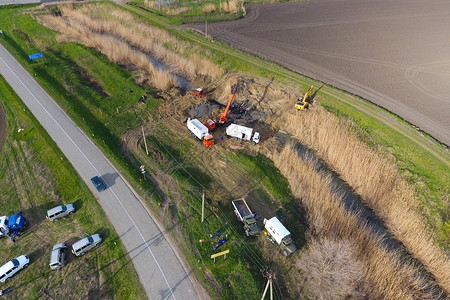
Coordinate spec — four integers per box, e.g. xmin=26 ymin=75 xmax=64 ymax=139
xmin=205 ymin=78 xmax=240 ymax=131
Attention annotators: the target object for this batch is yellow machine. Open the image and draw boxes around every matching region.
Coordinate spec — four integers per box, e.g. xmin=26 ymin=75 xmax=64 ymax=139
xmin=295 ymin=85 xmax=314 ymax=110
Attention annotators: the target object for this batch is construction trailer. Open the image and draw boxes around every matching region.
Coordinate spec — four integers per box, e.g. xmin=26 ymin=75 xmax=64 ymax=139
xmin=187 ymin=118 xmax=214 ymax=147
xmin=232 ymin=198 xmax=260 ymax=237
xmin=264 ymin=217 xmax=297 ymax=256
xmin=226 ymin=123 xmax=260 ymax=145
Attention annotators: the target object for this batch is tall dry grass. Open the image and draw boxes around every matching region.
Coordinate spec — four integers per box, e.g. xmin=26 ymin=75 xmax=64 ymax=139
xmin=58 ymin=7 xmax=204 ymax=80
xmin=273 ymin=107 xmax=450 ymax=293
xmin=268 ymin=145 xmax=435 ymax=299
xmin=298 ymin=237 xmax=367 ymax=299
xmin=202 ymin=4 xmax=216 ymax=13
xmin=37 ymin=15 xmax=177 ymax=90
xmin=38 ymin=3 xmax=223 ymax=86
xmin=221 ymin=0 xmax=239 ymax=13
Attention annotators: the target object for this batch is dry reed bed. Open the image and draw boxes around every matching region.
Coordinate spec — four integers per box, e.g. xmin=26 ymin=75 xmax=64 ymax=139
xmin=274 ymin=107 xmax=450 ymax=292
xmin=61 ymin=4 xmax=223 ymax=80
xmin=297 ymin=237 xmax=367 ymax=299
xmin=269 ymin=146 xmax=434 ymax=299
xmin=37 ymin=14 xmax=177 ymax=90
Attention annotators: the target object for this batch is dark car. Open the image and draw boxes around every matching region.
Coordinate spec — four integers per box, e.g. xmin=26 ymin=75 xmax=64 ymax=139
xmin=91 ymin=176 xmax=106 ymax=191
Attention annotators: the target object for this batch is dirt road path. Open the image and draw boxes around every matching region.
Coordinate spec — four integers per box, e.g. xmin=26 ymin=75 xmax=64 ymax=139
xmin=189 ymin=0 xmax=450 ymax=147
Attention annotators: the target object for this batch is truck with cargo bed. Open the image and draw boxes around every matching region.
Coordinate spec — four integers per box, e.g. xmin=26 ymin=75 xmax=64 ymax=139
xmin=187 ymin=118 xmax=214 ymax=147
xmin=232 ymin=198 xmax=260 ymax=237
xmin=226 ymin=123 xmax=260 ymax=145
xmin=264 ymin=217 xmax=297 ymax=256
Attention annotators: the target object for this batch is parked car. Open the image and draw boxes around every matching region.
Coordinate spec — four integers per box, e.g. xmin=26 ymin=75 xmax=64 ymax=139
xmin=0 ymin=255 xmax=29 ymax=282
xmin=91 ymin=176 xmax=106 ymax=192
xmin=46 ymin=204 xmax=75 ymax=221
xmin=49 ymin=243 xmax=67 ymax=270
xmin=72 ymin=234 xmax=102 ymax=256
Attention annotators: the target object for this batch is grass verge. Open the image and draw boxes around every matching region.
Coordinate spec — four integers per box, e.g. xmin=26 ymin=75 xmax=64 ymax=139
xmin=0 ymin=75 xmax=145 ymax=299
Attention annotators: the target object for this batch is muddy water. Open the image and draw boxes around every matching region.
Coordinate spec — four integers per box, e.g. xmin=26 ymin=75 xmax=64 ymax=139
xmin=144 ymin=54 xmax=190 ymax=89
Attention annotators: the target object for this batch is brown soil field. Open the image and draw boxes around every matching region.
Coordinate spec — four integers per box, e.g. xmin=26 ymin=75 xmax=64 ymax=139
xmin=190 ymin=0 xmax=450 ymax=145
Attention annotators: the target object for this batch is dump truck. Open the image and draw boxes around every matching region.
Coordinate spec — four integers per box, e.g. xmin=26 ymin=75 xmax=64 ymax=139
xmin=226 ymin=124 xmax=260 ymax=145
xmin=187 ymin=118 xmax=214 ymax=147
xmin=192 ymin=87 xmax=204 ymax=98
xmin=264 ymin=217 xmax=297 ymax=256
xmin=232 ymin=198 xmax=260 ymax=237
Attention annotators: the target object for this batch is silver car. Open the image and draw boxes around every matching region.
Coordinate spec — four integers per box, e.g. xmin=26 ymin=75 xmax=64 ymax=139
xmin=49 ymin=243 xmax=67 ymax=270
xmin=46 ymin=204 xmax=75 ymax=221
xmin=72 ymin=234 xmax=102 ymax=256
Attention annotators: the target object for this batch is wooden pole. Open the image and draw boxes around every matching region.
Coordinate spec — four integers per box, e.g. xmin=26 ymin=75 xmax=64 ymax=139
xmin=270 ymin=279 xmax=273 ymax=300
xmin=201 ymin=190 xmax=205 ymax=222
xmin=261 ymin=280 xmax=270 ymax=300
xmin=141 ymin=124 xmax=149 ymax=155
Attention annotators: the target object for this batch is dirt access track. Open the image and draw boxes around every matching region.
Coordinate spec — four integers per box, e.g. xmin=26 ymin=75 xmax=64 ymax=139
xmin=190 ymin=0 xmax=450 ymax=146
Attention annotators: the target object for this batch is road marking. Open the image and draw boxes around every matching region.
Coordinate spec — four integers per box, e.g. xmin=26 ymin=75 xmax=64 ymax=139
xmin=0 ymin=53 xmax=177 ymax=300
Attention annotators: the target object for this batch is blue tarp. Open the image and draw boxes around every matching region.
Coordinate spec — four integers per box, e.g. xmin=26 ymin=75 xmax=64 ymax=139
xmin=28 ymin=52 xmax=43 ymax=60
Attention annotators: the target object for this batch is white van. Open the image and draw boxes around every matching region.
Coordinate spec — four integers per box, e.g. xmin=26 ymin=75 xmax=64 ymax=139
xmin=46 ymin=204 xmax=75 ymax=221
xmin=49 ymin=243 xmax=67 ymax=270
xmin=0 ymin=255 xmax=29 ymax=282
xmin=72 ymin=234 xmax=102 ymax=256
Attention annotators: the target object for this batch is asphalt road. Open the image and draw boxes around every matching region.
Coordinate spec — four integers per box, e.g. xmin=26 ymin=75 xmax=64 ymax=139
xmin=0 ymin=43 xmax=198 ymax=300
xmin=192 ymin=0 xmax=450 ymax=145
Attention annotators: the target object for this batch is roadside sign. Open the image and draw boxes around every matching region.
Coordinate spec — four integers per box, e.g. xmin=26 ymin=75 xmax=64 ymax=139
xmin=29 ymin=52 xmax=43 ymax=60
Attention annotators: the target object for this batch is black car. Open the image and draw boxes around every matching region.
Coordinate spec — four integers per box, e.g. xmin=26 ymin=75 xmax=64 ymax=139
xmin=91 ymin=176 xmax=106 ymax=191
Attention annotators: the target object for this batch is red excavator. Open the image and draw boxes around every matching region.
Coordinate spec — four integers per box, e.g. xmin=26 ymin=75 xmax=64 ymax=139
xmin=205 ymin=78 xmax=240 ymax=131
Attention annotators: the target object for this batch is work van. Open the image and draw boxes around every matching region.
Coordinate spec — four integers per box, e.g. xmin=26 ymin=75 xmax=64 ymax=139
xmin=46 ymin=204 xmax=75 ymax=221
xmin=72 ymin=234 xmax=102 ymax=256
xmin=0 ymin=255 xmax=29 ymax=282
xmin=49 ymin=243 xmax=67 ymax=270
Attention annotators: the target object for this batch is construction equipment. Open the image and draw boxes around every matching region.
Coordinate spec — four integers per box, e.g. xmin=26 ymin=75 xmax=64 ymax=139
xmin=295 ymin=85 xmax=314 ymax=110
xmin=192 ymin=87 xmax=204 ymax=98
xmin=232 ymin=198 xmax=261 ymax=237
xmin=264 ymin=217 xmax=297 ymax=256
xmin=205 ymin=78 xmax=240 ymax=131
xmin=187 ymin=118 xmax=214 ymax=147
xmin=226 ymin=123 xmax=260 ymax=145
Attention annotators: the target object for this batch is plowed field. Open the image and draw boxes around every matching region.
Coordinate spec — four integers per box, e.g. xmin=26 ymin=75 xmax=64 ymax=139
xmin=190 ymin=0 xmax=450 ymax=145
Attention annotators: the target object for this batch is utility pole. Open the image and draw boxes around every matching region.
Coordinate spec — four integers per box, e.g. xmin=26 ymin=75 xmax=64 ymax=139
xmin=201 ymin=190 xmax=205 ymax=222
xmin=139 ymin=117 xmax=149 ymax=155
xmin=261 ymin=268 xmax=275 ymax=300
xmin=205 ymin=13 xmax=208 ymax=39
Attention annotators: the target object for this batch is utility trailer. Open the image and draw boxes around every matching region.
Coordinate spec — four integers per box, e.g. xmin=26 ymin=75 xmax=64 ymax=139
xmin=264 ymin=217 xmax=297 ymax=256
xmin=232 ymin=198 xmax=260 ymax=237
xmin=226 ymin=123 xmax=260 ymax=145
xmin=187 ymin=118 xmax=214 ymax=147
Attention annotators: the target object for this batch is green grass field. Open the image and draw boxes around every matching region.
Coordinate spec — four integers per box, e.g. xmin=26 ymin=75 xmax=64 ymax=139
xmin=0 ymin=75 xmax=145 ymax=299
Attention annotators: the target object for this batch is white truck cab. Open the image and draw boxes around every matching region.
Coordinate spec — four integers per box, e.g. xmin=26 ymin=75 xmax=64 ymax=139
xmin=0 ymin=216 xmax=9 ymax=237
